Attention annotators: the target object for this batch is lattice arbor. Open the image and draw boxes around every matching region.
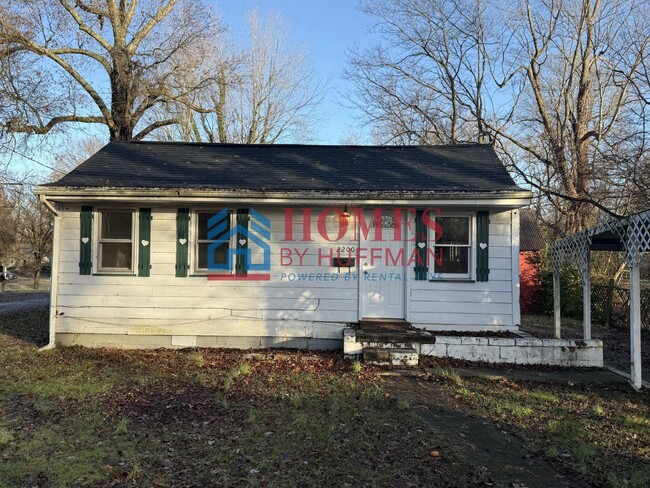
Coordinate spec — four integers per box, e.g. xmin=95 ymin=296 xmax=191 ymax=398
xmin=551 ymin=231 xmax=591 ymax=282
xmin=551 ymin=231 xmax=593 ymax=340
xmin=551 ymin=209 xmax=650 ymax=389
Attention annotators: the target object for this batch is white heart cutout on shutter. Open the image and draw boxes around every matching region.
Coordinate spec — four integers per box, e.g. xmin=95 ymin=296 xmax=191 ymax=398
xmin=479 ymin=242 xmax=487 ymax=250
xmin=141 ymin=240 xmax=149 ymax=247
xmin=417 ymin=242 xmax=426 ymax=249
xmin=239 ymin=239 xmax=247 ymax=246
xmin=179 ymin=238 xmax=187 ymax=245
xmin=81 ymin=237 xmax=89 ymax=244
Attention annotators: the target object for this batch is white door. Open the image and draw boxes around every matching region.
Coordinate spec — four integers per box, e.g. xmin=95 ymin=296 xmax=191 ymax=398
xmin=360 ymin=210 xmax=406 ymax=319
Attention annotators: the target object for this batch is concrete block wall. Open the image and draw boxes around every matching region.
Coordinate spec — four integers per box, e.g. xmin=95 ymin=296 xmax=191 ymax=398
xmin=420 ymin=336 xmax=603 ymax=367
xmin=344 ymin=328 xmax=604 ymax=368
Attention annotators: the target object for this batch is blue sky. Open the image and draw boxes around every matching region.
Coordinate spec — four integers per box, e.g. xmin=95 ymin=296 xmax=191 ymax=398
xmin=215 ymin=0 xmax=374 ymax=144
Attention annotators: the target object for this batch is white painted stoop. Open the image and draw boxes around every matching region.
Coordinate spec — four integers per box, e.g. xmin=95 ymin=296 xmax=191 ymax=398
xmin=343 ymin=327 xmax=604 ymax=368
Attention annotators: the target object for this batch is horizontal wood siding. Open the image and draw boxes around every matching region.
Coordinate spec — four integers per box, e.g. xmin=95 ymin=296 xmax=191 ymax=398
xmin=53 ymin=206 xmax=519 ymax=341
xmin=54 ymin=206 xmax=356 ymax=340
xmin=409 ymin=209 xmax=516 ymax=327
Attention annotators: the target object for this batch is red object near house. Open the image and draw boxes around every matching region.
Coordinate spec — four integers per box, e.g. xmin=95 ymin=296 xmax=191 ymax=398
xmin=519 ymin=210 xmax=545 ymax=315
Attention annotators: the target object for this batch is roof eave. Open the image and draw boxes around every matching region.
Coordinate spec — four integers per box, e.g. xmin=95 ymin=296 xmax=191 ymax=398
xmin=35 ymin=186 xmax=532 ymax=208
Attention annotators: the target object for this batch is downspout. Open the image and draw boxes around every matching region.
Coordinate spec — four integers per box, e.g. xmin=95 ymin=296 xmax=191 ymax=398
xmin=39 ymin=195 xmax=59 ymax=350
xmin=39 ymin=194 xmax=59 ymax=217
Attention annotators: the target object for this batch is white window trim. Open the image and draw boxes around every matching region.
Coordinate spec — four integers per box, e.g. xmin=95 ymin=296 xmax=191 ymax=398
xmin=428 ymin=212 xmax=475 ymax=280
xmin=94 ymin=208 xmax=138 ymax=275
xmin=190 ymin=208 xmax=237 ymax=275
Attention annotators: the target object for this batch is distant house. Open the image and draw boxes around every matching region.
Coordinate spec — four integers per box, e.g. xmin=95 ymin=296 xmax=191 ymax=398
xmin=35 ymin=142 xmax=531 ymax=350
xmin=519 ymin=209 xmax=545 ymax=314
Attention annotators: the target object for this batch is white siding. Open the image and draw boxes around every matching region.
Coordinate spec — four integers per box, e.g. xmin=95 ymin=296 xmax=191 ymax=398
xmin=52 ymin=205 xmax=521 ymax=346
xmin=54 ymin=206 xmax=357 ymax=344
xmin=409 ymin=209 xmax=517 ymax=329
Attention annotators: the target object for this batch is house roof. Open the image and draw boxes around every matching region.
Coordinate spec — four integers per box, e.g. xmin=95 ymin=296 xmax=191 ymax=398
xmin=42 ymin=142 xmax=526 ymax=196
xmin=519 ymin=209 xmax=546 ymax=251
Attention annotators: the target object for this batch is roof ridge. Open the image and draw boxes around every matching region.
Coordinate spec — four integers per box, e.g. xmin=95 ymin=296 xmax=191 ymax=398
xmin=114 ymin=141 xmax=493 ymax=149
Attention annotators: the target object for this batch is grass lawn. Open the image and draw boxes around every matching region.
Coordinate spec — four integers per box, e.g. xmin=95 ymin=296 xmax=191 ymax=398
xmin=1 ymin=308 xmax=649 ymax=487
xmin=0 ymin=309 xmax=475 ymax=488
xmin=425 ymin=364 xmax=650 ymax=488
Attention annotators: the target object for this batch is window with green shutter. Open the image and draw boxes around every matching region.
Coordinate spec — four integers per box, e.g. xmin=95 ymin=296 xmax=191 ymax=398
xmin=176 ymin=208 xmax=190 ymax=277
xmin=476 ymin=211 xmax=490 ymax=282
xmin=138 ymin=208 xmax=151 ymax=277
xmin=79 ymin=206 xmax=93 ymax=275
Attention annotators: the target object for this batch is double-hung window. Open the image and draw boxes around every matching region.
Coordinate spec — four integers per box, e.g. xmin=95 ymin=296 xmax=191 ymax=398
xmin=98 ymin=210 xmax=134 ymax=272
xmin=194 ymin=210 xmax=232 ymax=273
xmin=431 ymin=215 xmax=472 ymax=278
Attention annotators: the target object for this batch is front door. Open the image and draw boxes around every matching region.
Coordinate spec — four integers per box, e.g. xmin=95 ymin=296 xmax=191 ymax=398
xmin=360 ymin=210 xmax=406 ymax=319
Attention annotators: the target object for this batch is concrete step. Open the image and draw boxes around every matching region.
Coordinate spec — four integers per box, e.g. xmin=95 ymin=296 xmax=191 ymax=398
xmin=356 ymin=329 xmax=435 ymax=344
xmin=363 ymin=347 xmax=419 ymax=367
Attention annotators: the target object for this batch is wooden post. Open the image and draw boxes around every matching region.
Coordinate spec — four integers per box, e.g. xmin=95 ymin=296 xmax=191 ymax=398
xmin=629 ymin=263 xmax=642 ymax=390
xmin=553 ymin=271 xmax=561 ymax=339
xmin=583 ymin=253 xmax=591 ymax=340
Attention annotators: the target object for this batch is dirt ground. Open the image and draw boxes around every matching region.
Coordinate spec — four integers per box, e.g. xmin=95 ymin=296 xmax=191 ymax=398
xmin=521 ymin=314 xmax=650 ymax=379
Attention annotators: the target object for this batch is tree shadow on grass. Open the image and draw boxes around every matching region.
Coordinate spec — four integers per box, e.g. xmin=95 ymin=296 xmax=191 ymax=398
xmin=0 ymin=308 xmax=49 ymax=347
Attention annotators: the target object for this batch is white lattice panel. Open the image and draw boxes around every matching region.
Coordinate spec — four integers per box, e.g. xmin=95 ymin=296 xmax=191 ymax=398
xmin=592 ymin=209 xmax=650 ymax=267
xmin=551 ymin=231 xmax=591 ymax=282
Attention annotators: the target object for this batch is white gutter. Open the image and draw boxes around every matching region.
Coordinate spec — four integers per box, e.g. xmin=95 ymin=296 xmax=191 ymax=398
xmin=34 ymin=186 xmax=533 ymax=201
xmin=38 ymin=194 xmax=59 ymax=217
xmin=34 ymin=191 xmax=532 ymax=208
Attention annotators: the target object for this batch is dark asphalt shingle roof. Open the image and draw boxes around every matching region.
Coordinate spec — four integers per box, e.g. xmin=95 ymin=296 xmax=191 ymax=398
xmin=45 ymin=141 xmax=523 ymax=193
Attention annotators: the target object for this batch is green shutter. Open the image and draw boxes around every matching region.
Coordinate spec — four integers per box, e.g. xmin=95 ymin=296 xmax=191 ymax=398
xmin=79 ymin=206 xmax=93 ymax=275
xmin=176 ymin=208 xmax=189 ymax=277
xmin=235 ymin=209 xmax=249 ymax=275
xmin=414 ymin=209 xmax=428 ymax=280
xmin=476 ymin=211 xmax=490 ymax=282
xmin=138 ymin=208 xmax=152 ymax=277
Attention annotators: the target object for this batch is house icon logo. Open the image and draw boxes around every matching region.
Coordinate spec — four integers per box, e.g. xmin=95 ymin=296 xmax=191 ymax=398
xmin=207 ymin=208 xmax=271 ymax=280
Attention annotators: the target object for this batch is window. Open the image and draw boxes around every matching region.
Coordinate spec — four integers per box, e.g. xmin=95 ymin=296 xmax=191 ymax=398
xmin=98 ymin=210 xmax=134 ymax=272
xmin=430 ymin=215 xmax=471 ymax=277
xmin=194 ymin=210 xmax=232 ymax=273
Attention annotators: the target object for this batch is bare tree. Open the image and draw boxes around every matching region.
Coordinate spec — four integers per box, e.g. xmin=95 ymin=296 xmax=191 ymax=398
xmin=345 ymin=0 xmax=494 ymax=144
xmin=0 ymin=0 xmax=220 ymax=142
xmin=488 ymin=0 xmax=650 ymax=234
xmin=51 ymin=136 xmax=105 ymax=179
xmin=156 ymin=10 xmax=324 ymax=144
xmin=12 ymin=193 xmax=53 ymax=290
xmin=346 ymin=0 xmax=650 ymax=236
xmin=0 ymin=187 xmax=17 ymax=291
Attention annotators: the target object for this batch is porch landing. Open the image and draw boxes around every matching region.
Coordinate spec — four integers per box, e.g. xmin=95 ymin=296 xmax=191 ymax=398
xmin=344 ymin=322 xmax=603 ymax=368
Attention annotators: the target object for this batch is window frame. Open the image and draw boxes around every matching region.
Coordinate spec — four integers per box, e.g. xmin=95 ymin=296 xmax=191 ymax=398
xmin=191 ymin=208 xmax=237 ymax=275
xmin=95 ymin=208 xmax=137 ymax=274
xmin=428 ymin=212 xmax=474 ymax=279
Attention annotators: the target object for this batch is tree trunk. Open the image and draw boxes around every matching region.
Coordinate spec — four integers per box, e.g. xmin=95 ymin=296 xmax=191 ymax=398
xmin=110 ymin=48 xmax=135 ymax=142
xmin=32 ymin=268 xmax=40 ymax=290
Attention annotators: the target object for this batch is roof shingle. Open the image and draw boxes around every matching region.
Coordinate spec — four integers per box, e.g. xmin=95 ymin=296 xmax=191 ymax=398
xmin=45 ymin=141 xmax=523 ymax=194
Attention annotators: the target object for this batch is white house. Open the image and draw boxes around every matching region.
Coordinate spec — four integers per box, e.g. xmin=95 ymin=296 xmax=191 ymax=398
xmin=35 ymin=142 xmax=532 ymax=350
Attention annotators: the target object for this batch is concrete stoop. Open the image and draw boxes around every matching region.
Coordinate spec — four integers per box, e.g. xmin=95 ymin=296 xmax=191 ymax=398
xmin=363 ymin=347 xmax=419 ymax=367
xmin=343 ymin=328 xmax=604 ymax=368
